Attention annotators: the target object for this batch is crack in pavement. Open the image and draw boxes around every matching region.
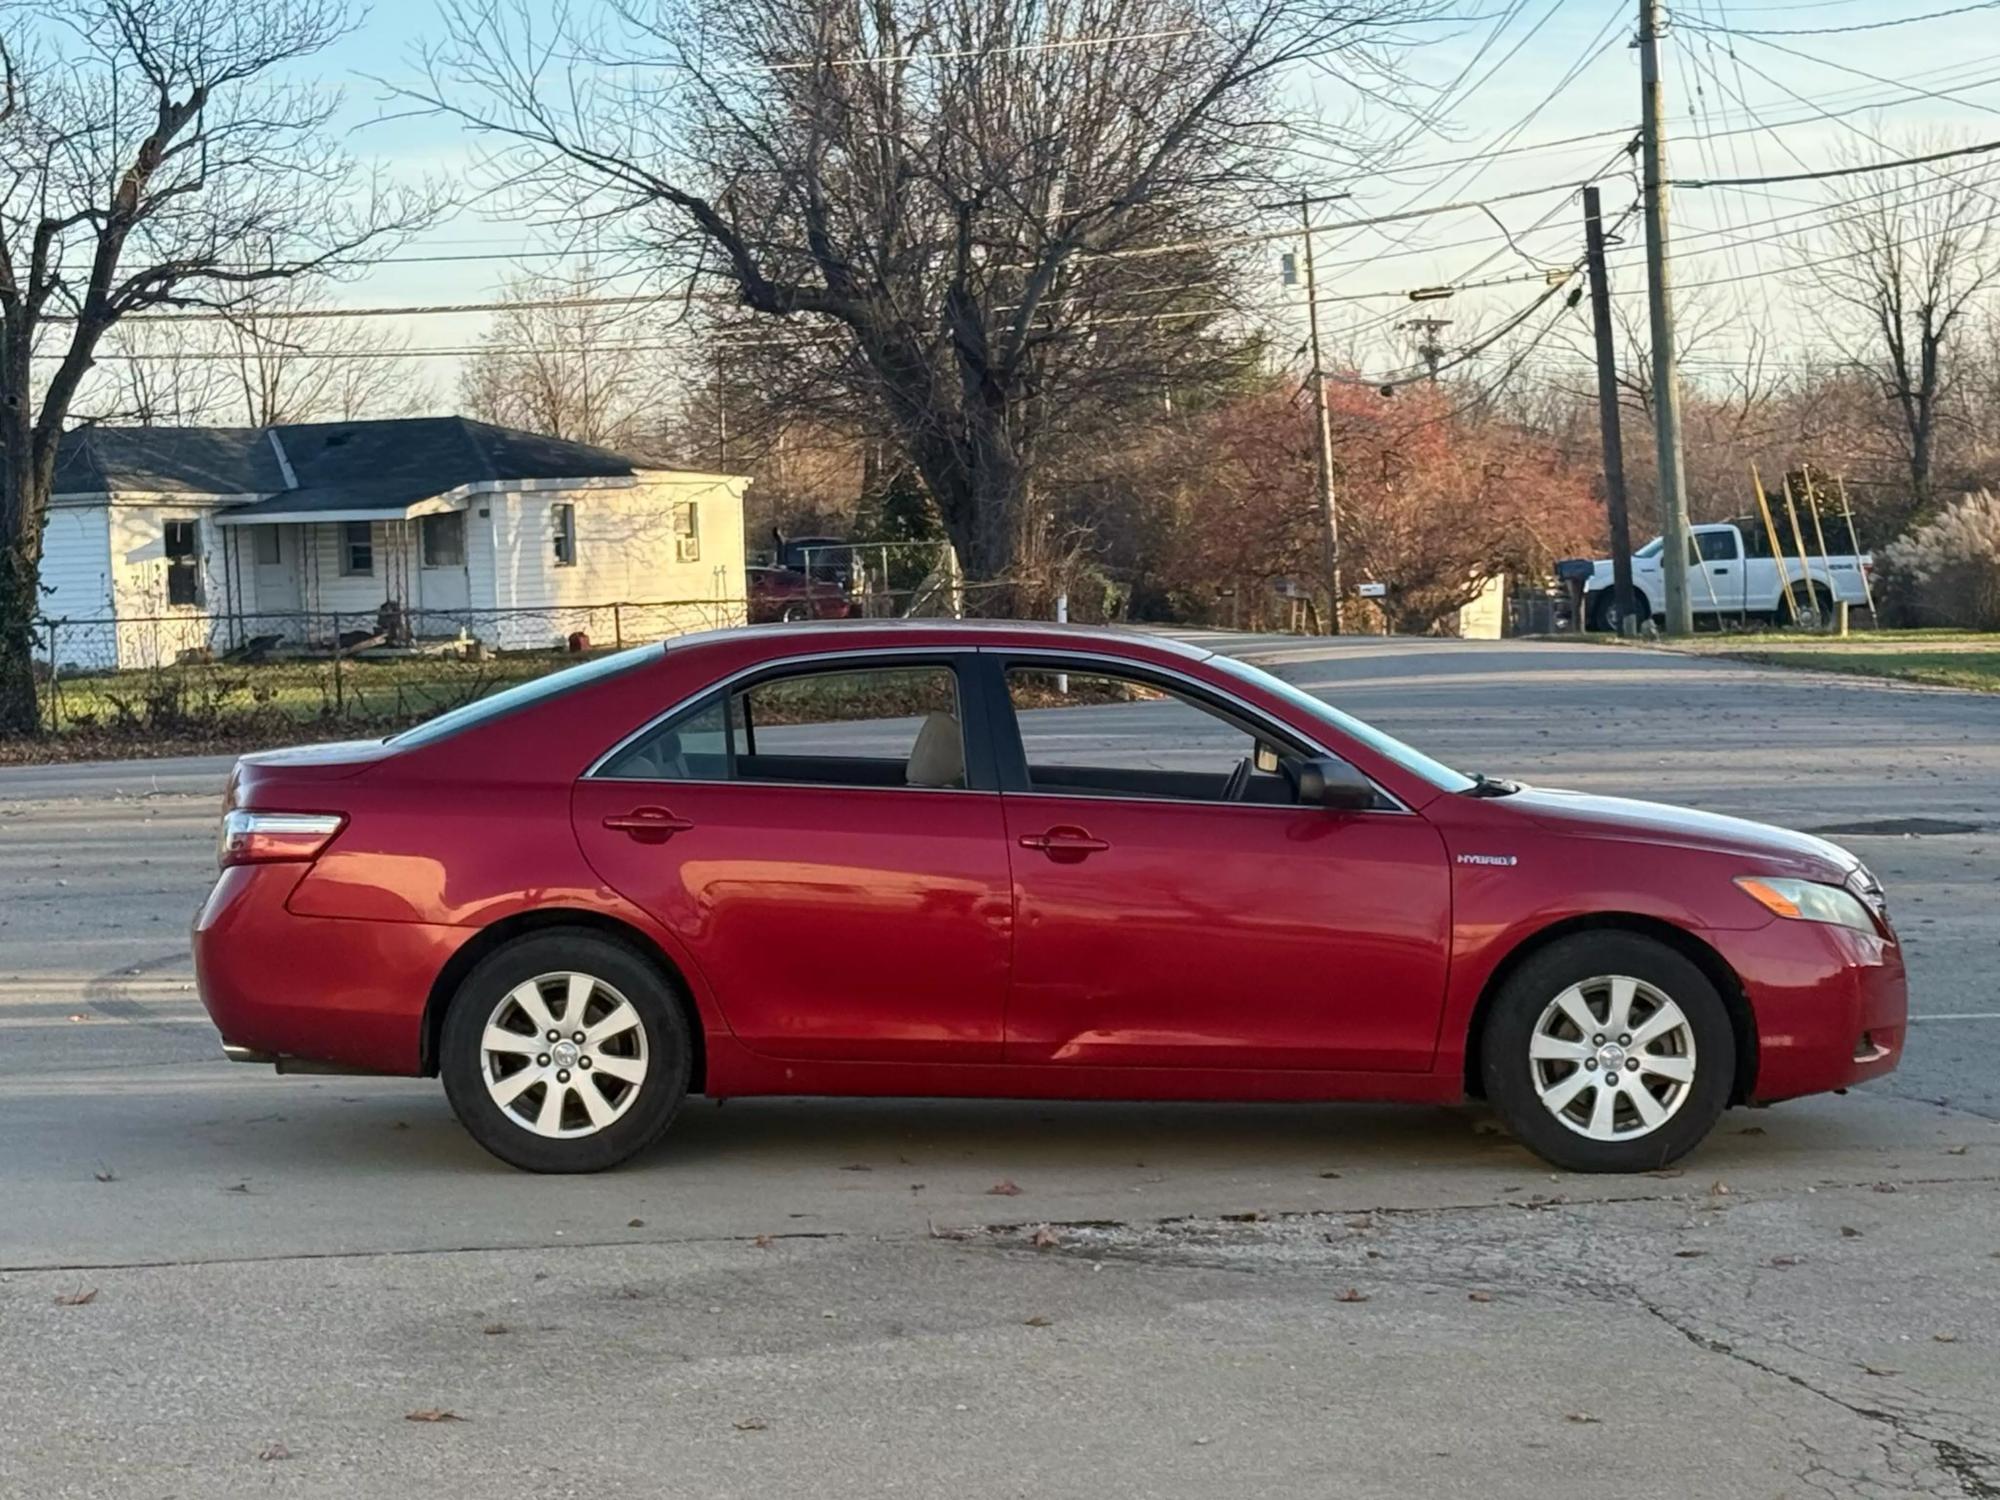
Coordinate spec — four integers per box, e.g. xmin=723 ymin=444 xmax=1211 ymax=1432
xmin=1639 ymin=1299 xmax=2000 ymax=1500
xmin=0 ymin=1227 xmax=847 ymax=1276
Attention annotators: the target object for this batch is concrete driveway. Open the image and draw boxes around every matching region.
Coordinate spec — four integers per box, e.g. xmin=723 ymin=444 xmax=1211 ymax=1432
xmin=2 ymin=634 xmax=1997 ymax=1498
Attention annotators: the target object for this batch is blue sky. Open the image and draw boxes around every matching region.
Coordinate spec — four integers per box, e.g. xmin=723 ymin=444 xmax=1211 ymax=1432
xmin=281 ymin=0 xmax=1991 ymax=390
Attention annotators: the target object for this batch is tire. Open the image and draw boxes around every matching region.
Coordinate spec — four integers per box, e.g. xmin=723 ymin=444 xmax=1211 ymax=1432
xmin=779 ymin=602 xmax=810 ymax=623
xmin=440 ymin=930 xmax=692 ymax=1173
xmin=1589 ymin=588 xmax=1650 ymax=634
xmin=1479 ymin=931 xmax=1735 ymax=1173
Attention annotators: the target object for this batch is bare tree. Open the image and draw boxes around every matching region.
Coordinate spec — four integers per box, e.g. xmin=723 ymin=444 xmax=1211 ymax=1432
xmin=406 ymin=0 xmax=1436 ymax=588
xmin=0 ymin=0 xmax=436 ymax=733
xmin=1798 ymin=136 xmax=2000 ymax=524
xmin=459 ymin=266 xmax=674 ymax=449
xmin=86 ymin=279 xmax=433 ymax=426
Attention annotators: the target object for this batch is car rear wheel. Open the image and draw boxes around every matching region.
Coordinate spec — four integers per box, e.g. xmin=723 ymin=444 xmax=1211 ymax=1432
xmin=440 ymin=931 xmax=691 ymax=1173
xmin=1480 ymin=932 xmax=1735 ymax=1173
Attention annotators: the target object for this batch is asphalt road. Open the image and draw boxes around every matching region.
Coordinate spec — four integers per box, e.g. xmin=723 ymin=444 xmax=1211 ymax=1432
xmin=2 ymin=633 xmax=1997 ymax=1499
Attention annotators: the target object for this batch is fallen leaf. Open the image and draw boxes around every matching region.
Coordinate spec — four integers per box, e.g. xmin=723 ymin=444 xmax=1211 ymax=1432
xmin=627 ymin=1218 xmax=645 ymax=1228
xmin=1861 ymin=1366 xmax=1900 ymax=1379
xmin=987 ymin=1179 xmax=1023 ymax=1197
xmin=224 ymin=1182 xmax=251 ymax=1194
xmin=1220 ymin=1210 xmax=1268 ymax=1223
xmin=482 ymin=1323 xmax=508 ymax=1336
xmin=1934 ymin=1332 xmax=1958 ymax=1344
xmin=1335 ymin=1288 xmax=1369 ymax=1303
xmin=752 ymin=1234 xmax=774 ymax=1249
xmin=1709 ymin=1181 xmax=1732 ymax=1196
xmin=1872 ymin=1182 xmax=1899 ymax=1194
xmin=839 ymin=1163 xmax=873 ymax=1173
xmin=1468 ymin=1291 xmax=1492 ymax=1303
xmin=54 ymin=1287 xmax=97 ymax=1307
xmin=1735 ymin=1126 xmax=1766 ymax=1137
xmin=1946 ymin=1145 xmax=1970 ymax=1156
xmin=1317 ymin=1170 xmax=1342 ymax=1179
xmin=1673 ymin=1249 xmax=1708 ymax=1259
xmin=1768 ymin=1255 xmax=1803 ymax=1268
xmin=1030 ymin=1225 xmax=1062 ymax=1250
xmin=1024 ymin=1315 xmax=1054 ymax=1327
xmin=733 ymin=1418 xmax=768 ymax=1432
xmin=404 ymin=1410 xmax=465 ymax=1423
xmin=1840 ymin=1226 xmax=1863 ymax=1238
xmin=93 ymin=1170 xmax=116 ymax=1183
xmin=1565 ymin=1412 xmax=1602 ymax=1425
xmin=258 ymin=1442 xmax=291 ymax=1462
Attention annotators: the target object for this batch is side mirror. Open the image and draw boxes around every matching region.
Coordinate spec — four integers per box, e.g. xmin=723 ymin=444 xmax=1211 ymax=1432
xmin=1296 ymin=757 xmax=1379 ymax=812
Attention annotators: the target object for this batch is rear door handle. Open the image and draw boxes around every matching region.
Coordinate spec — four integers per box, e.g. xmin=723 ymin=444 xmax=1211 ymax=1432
xmin=603 ymin=807 xmax=694 ymax=843
xmin=1019 ymin=826 xmax=1111 ymax=861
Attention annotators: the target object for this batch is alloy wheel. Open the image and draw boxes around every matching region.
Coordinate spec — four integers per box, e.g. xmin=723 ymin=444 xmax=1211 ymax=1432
xmin=479 ymin=971 xmax=650 ymax=1138
xmin=1529 ymin=974 xmax=1697 ymax=1141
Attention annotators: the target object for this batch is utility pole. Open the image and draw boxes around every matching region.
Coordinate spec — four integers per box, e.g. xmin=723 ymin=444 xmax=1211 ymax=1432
xmin=1400 ymin=317 xmax=1454 ymax=382
xmin=1300 ymin=194 xmax=1343 ymax=634
xmin=1582 ymin=185 xmax=1637 ymax=634
xmin=1638 ymin=0 xmax=1693 ymax=635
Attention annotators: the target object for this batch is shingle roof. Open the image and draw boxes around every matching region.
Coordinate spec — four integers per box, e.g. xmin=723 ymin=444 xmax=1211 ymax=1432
xmin=52 ymin=426 xmax=284 ymax=496
xmin=49 ymin=416 xmax=671 ymax=507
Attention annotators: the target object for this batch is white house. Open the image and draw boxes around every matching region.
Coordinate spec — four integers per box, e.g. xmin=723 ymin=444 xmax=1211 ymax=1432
xmin=37 ymin=417 xmax=749 ymax=670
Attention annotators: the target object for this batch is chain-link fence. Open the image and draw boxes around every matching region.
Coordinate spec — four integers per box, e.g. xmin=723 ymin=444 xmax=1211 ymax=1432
xmin=19 ymin=581 xmax=1029 ymax=754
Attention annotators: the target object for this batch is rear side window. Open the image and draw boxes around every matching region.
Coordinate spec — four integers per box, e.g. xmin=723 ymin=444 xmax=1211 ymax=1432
xmin=390 ymin=645 xmax=661 ymax=748
xmin=598 ymin=664 xmax=965 ymax=790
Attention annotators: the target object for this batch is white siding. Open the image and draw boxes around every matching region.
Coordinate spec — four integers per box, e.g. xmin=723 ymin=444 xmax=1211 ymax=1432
xmin=39 ymin=505 xmax=116 ymax=671
xmin=105 ymin=501 xmax=235 ymax=669
xmin=475 ymin=475 xmax=748 ymax=648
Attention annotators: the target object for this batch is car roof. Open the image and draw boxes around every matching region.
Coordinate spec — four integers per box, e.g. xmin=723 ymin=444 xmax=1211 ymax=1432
xmin=663 ymin=618 xmax=1216 ymax=664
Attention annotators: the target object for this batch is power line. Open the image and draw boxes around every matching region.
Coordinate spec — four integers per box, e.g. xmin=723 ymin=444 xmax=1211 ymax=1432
xmin=1670 ymin=136 xmax=2000 ymax=189
xmin=1680 ymin=0 xmax=2000 ymax=36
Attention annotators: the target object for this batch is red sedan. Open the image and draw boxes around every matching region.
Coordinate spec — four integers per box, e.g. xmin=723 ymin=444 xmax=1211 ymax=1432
xmin=195 ymin=623 xmax=1905 ymax=1174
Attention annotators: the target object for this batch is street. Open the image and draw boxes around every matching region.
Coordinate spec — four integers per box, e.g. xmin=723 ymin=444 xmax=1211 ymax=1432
xmin=3 ymin=634 xmax=1998 ymax=1498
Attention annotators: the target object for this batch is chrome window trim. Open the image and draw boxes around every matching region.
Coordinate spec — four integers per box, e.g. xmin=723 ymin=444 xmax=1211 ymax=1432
xmin=583 ymin=645 xmax=971 ymax=782
xmin=991 ymin=646 xmax=1413 ymax=815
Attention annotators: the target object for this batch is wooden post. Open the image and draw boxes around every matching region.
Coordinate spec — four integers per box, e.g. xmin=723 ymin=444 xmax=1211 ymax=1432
xmin=1834 ymin=474 xmax=1877 ymax=616
xmin=1779 ymin=476 xmax=1818 ymax=627
xmin=1749 ymin=464 xmax=1800 ymax=623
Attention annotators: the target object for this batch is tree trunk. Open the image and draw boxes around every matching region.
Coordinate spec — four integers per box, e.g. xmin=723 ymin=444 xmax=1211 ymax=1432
xmin=0 ymin=543 xmax=43 ymax=737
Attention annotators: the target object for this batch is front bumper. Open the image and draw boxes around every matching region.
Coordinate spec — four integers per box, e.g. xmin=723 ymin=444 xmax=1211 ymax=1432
xmin=194 ymin=865 xmax=467 ymax=1076
xmin=1728 ymin=916 xmax=1908 ymax=1103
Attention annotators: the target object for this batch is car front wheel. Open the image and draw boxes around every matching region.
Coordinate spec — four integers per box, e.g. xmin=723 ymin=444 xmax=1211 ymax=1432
xmin=440 ymin=931 xmax=691 ymax=1173
xmin=1480 ymin=931 xmax=1735 ymax=1172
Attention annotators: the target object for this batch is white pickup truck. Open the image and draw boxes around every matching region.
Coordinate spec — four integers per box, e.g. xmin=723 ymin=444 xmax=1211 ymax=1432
xmin=1582 ymin=520 xmax=1873 ymax=631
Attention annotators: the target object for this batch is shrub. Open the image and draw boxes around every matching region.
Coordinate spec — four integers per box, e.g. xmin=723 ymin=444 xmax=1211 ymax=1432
xmin=1877 ymin=491 xmax=2000 ymax=630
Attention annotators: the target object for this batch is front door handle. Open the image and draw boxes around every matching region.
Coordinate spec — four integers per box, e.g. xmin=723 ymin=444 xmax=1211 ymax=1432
xmin=1712 ymin=565 xmax=1732 ymax=574
xmin=1019 ymin=825 xmax=1111 ymax=861
xmin=603 ymin=807 xmax=694 ymax=843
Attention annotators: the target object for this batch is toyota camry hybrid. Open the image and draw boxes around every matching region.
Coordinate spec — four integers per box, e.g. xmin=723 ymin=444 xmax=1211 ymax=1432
xmin=194 ymin=622 xmax=1905 ymax=1174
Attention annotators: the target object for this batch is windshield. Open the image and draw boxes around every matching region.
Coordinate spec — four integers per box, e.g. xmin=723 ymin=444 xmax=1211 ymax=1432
xmin=389 ymin=644 xmax=662 ymax=749
xmin=1635 ymin=537 xmax=1663 ymax=558
xmin=1208 ymin=655 xmax=1476 ymax=794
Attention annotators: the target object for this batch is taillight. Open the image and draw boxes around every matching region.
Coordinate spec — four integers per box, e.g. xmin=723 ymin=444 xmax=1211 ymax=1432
xmin=219 ymin=810 xmax=345 ymax=868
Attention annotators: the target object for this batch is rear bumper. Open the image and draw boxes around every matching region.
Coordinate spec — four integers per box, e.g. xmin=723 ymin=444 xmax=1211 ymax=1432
xmin=1729 ymin=917 xmax=1908 ymax=1103
xmin=194 ymin=865 xmax=466 ymax=1076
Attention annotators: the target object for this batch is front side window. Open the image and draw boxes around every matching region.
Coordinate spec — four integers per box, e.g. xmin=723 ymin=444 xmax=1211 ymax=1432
xmin=164 ymin=519 xmax=201 ymax=606
xmin=422 ymin=511 xmax=466 ymax=568
xmin=342 ymin=521 xmax=374 ymax=577
xmin=599 ymin=663 xmax=965 ymax=790
xmin=1004 ymin=666 xmax=1299 ymax=804
xmin=553 ymin=503 xmax=577 ymax=567
xmin=1692 ymin=529 xmax=1737 ymax=564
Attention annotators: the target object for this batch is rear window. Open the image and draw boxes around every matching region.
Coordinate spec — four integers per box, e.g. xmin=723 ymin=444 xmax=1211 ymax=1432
xmin=388 ymin=644 xmax=661 ymax=749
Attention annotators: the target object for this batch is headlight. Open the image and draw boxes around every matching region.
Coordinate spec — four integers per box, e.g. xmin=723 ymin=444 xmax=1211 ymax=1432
xmin=1735 ymin=875 xmax=1880 ymax=935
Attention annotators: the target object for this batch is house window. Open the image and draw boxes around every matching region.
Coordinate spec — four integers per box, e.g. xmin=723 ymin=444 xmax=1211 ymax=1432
xmin=552 ymin=503 xmax=577 ymax=567
xmin=674 ymin=500 xmax=701 ymax=563
xmin=341 ymin=521 xmax=374 ymax=577
xmin=421 ymin=511 xmax=466 ymax=568
xmin=164 ymin=520 xmax=201 ymax=607
xmin=253 ymin=528 xmax=282 ymax=567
